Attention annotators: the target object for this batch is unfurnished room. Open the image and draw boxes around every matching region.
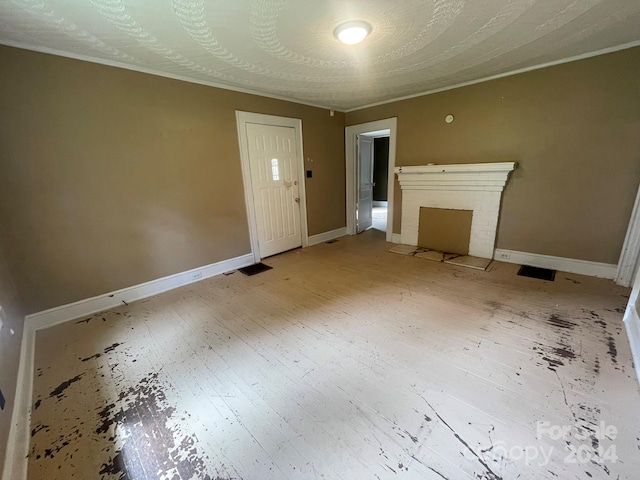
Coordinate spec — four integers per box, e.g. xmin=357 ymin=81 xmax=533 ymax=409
xmin=1 ymin=1 xmax=640 ymax=479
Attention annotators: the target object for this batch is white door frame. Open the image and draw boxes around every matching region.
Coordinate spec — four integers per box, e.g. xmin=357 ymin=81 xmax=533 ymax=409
xmin=345 ymin=118 xmax=397 ymax=242
xmin=616 ymin=182 xmax=640 ymax=287
xmin=357 ymin=135 xmax=374 ymax=233
xmin=622 ymin=266 xmax=640 ymax=386
xmin=236 ymin=111 xmax=309 ymax=263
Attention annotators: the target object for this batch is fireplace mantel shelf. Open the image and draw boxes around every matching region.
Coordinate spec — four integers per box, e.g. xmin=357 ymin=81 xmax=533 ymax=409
xmin=394 ymin=162 xmax=516 ymax=192
xmin=395 ymin=162 xmax=515 ymax=175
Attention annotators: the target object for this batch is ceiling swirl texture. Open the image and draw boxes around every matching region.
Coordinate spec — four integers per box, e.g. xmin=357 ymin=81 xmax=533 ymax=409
xmin=1 ymin=0 xmax=639 ymax=110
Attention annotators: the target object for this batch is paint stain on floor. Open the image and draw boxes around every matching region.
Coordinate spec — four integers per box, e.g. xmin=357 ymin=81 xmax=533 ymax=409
xmin=26 ymin=231 xmax=640 ymax=479
xmin=28 ymin=340 xmax=233 ymax=479
xmin=95 ymin=372 xmax=211 ymax=479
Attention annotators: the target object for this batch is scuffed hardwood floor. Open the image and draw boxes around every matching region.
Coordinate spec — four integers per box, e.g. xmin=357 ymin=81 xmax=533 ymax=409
xmin=28 ymin=230 xmax=640 ymax=479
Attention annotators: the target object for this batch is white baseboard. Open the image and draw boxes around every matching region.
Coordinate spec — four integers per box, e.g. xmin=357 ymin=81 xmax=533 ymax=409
xmin=391 ymin=233 xmax=402 ymax=244
xmin=493 ymin=249 xmax=617 ymax=279
xmin=308 ymin=227 xmax=347 ymax=246
xmin=24 ymin=253 xmax=254 ymax=329
xmin=623 ymin=303 xmax=640 ymax=387
xmin=2 ymin=252 xmax=254 ymax=480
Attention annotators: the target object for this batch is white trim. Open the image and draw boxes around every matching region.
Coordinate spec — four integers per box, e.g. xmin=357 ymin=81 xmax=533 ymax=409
xmin=391 ymin=233 xmax=402 ymax=244
xmin=24 ymin=253 xmax=254 ymax=328
xmin=3 ymin=39 xmax=639 ymax=114
xmin=343 ymin=40 xmax=640 ymax=112
xmin=616 ymin=183 xmax=640 ymax=287
xmin=360 ymin=130 xmax=389 ymax=138
xmin=395 ymin=162 xmax=516 ymax=176
xmin=236 ymin=113 xmax=263 ymax=264
xmin=624 ymin=300 xmax=640 ymax=387
xmin=236 ymin=111 xmax=309 ymax=263
xmin=308 ymin=227 xmax=347 ymax=246
xmin=494 ymin=249 xmax=617 ymax=279
xmin=623 ymin=268 xmax=640 ymax=386
xmin=345 ymin=118 xmax=397 ymax=243
xmin=1 ymin=252 xmax=253 ymax=480
xmin=2 ymin=317 xmax=35 ymax=480
xmin=0 ymin=40 xmax=333 ymax=112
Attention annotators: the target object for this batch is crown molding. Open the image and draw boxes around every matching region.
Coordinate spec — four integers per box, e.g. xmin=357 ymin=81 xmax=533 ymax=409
xmin=343 ymin=40 xmax=640 ymax=112
xmin=0 ymin=40 xmax=334 ymax=112
xmin=2 ymin=39 xmax=639 ymax=114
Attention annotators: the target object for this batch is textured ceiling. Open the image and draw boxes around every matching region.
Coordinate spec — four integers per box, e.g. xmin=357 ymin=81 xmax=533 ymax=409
xmin=1 ymin=0 xmax=639 ymax=111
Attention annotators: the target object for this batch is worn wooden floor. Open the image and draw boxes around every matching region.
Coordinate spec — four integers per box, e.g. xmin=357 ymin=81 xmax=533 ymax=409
xmin=28 ymin=230 xmax=640 ymax=479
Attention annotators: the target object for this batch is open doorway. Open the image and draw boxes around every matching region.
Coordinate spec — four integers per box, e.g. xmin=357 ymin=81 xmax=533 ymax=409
xmin=358 ymin=131 xmax=390 ymax=233
xmin=372 ymin=135 xmax=390 ymax=233
xmin=345 ymin=118 xmax=397 ymax=243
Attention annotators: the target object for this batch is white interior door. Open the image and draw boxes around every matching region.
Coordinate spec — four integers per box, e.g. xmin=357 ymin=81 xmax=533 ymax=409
xmin=245 ymin=123 xmax=302 ymax=258
xmin=357 ymin=135 xmax=374 ymax=233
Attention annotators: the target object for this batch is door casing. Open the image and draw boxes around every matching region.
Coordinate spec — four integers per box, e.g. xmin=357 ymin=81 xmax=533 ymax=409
xmin=357 ymin=135 xmax=374 ymax=233
xmin=345 ymin=118 xmax=398 ymax=242
xmin=616 ymin=182 xmax=640 ymax=287
xmin=236 ymin=111 xmax=309 ymax=263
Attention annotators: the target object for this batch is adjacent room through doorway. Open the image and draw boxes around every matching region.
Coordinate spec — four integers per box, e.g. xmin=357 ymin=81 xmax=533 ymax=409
xmin=345 ymin=118 xmax=397 ymax=243
xmin=358 ymin=130 xmax=390 ymax=234
xmin=372 ymin=135 xmax=390 ymax=233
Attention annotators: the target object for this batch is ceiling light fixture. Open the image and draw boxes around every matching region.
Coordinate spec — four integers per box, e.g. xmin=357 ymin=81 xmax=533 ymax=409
xmin=334 ymin=21 xmax=372 ymax=45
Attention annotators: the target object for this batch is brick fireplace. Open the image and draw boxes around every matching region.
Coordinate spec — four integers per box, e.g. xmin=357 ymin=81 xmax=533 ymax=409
xmin=394 ymin=162 xmax=516 ymax=259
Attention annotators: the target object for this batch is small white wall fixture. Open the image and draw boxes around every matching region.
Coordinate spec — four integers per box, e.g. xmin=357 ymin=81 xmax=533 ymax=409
xmin=395 ymin=162 xmax=516 ymax=259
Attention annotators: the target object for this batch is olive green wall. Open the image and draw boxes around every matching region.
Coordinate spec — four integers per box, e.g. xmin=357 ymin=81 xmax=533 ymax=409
xmin=2 ymin=38 xmax=639 ymax=480
xmin=347 ymin=47 xmax=640 ymax=264
xmin=4 ymin=46 xmax=638 ymax=314
xmin=0 ymin=45 xmax=345 ymax=315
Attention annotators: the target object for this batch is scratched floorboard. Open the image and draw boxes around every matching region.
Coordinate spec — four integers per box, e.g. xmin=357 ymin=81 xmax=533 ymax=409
xmin=28 ymin=229 xmax=640 ymax=479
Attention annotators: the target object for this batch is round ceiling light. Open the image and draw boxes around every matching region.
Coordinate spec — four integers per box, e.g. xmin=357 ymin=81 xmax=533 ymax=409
xmin=334 ymin=21 xmax=372 ymax=45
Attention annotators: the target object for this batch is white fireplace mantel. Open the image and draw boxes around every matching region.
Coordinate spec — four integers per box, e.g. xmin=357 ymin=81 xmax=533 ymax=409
xmin=394 ymin=162 xmax=515 ymax=191
xmin=394 ymin=162 xmax=516 ymax=258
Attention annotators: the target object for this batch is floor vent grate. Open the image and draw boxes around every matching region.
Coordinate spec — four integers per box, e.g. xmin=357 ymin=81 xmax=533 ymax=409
xmin=517 ymin=265 xmax=556 ymax=281
xmin=238 ymin=263 xmax=272 ymax=276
